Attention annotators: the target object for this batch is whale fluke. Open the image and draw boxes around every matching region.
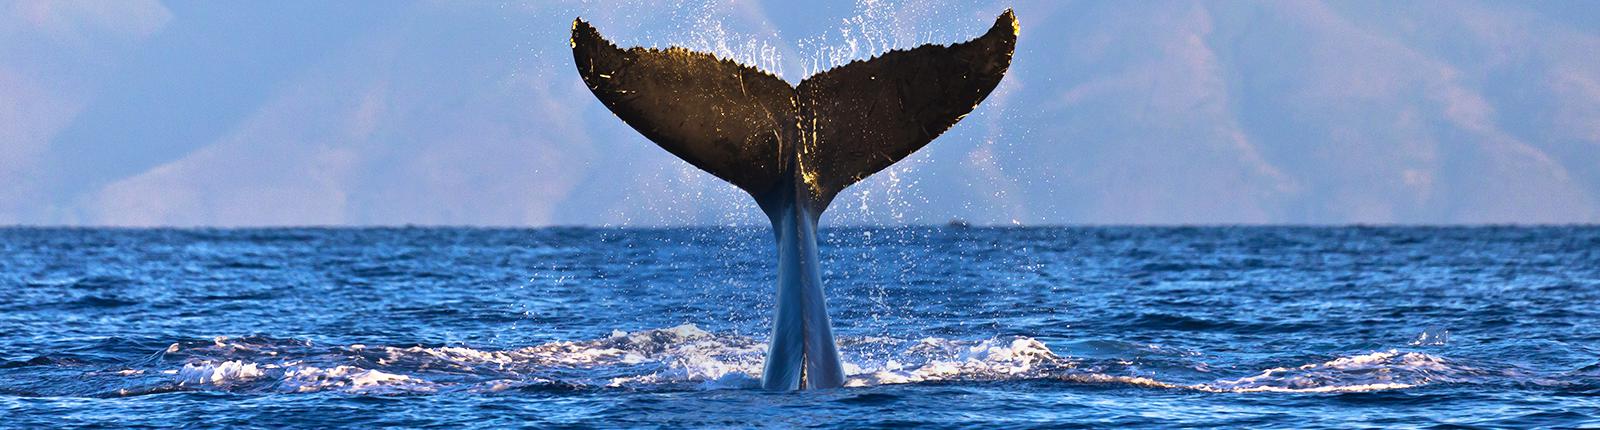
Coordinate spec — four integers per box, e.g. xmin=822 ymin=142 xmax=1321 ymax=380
xmin=572 ymin=10 xmax=1017 ymax=390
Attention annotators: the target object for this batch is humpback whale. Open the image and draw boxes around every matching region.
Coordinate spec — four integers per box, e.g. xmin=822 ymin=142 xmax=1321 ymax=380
xmin=571 ymin=10 xmax=1017 ymax=390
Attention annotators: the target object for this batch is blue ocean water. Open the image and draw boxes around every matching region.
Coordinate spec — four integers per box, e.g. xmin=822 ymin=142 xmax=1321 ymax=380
xmin=1 ymin=226 xmax=1597 ymax=428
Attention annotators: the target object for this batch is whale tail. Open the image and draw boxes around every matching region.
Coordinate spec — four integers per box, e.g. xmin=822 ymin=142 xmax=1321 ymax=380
xmin=571 ymin=10 xmax=1017 ymax=389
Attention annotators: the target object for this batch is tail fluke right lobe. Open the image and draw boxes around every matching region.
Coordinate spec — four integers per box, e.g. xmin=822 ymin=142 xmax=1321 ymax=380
xmin=795 ymin=9 xmax=1018 ymax=210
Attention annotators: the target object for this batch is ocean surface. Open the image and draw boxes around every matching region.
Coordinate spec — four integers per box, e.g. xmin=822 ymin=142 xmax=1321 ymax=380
xmin=2 ymin=226 xmax=1597 ymax=428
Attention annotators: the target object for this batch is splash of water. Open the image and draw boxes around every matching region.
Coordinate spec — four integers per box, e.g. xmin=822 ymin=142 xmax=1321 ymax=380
xmin=132 ymin=325 xmax=1489 ymax=396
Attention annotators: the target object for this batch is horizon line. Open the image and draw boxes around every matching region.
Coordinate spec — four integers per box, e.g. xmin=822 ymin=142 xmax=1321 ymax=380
xmin=2 ymin=222 xmax=1597 ymax=230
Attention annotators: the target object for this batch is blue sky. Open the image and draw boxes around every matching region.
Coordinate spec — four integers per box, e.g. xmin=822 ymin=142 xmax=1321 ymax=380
xmin=2 ymin=0 xmax=1598 ymax=226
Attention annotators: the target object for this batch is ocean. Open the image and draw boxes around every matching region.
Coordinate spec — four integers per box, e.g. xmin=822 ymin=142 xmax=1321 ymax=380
xmin=2 ymin=226 xmax=1596 ymax=428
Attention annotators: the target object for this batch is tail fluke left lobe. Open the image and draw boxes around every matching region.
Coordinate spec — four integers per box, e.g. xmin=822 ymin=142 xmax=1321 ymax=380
xmin=571 ymin=19 xmax=795 ymax=197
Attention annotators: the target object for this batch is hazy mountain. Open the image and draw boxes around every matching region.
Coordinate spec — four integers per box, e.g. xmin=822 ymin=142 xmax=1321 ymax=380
xmin=2 ymin=0 xmax=1595 ymax=226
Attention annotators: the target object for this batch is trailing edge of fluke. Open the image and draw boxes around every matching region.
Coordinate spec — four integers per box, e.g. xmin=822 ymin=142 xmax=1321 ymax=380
xmin=570 ymin=9 xmax=1018 ymax=390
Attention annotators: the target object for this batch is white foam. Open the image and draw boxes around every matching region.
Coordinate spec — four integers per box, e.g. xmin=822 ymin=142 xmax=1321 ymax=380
xmin=848 ymin=337 xmax=1067 ymax=386
xmin=152 ymin=326 xmax=1473 ymax=395
xmin=1195 ymin=350 xmax=1462 ymax=393
xmin=177 ymin=360 xmax=262 ymax=386
xmin=280 ymin=365 xmax=436 ymax=394
xmin=592 ymin=324 xmax=766 ymax=388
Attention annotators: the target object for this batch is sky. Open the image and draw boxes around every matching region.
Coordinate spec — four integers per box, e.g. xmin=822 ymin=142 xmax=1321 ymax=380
xmin=2 ymin=0 xmax=1598 ymax=226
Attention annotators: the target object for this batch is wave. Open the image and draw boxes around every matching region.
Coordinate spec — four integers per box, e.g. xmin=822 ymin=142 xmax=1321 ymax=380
xmin=122 ymin=325 xmax=1492 ymax=396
